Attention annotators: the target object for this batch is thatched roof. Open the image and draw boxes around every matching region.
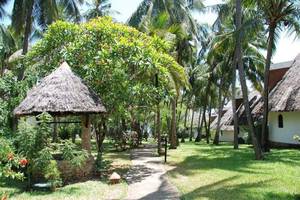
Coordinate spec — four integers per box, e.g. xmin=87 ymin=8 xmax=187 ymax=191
xmin=211 ymin=90 xmax=262 ymax=130
xmin=237 ymin=90 xmax=262 ymax=124
xmin=210 ymin=106 xmax=233 ymax=131
xmin=14 ymin=62 xmax=106 ymax=116
xmin=269 ymin=54 xmax=300 ymax=112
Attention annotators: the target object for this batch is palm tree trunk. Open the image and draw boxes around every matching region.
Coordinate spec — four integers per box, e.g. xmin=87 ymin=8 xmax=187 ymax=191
xmin=205 ymin=100 xmax=212 ymax=144
xmin=156 ymin=103 xmax=162 ymax=155
xmin=189 ymin=106 xmax=195 ymax=141
xmin=236 ymin=0 xmax=263 ymax=160
xmin=214 ymin=77 xmax=225 ymax=145
xmin=261 ymin=24 xmax=276 ymax=152
xmin=18 ymin=0 xmax=33 ymax=81
xmin=232 ymin=61 xmax=239 ymax=149
xmin=194 ymin=108 xmax=202 ymax=142
xmin=182 ymin=103 xmax=189 ymax=143
xmin=169 ymin=97 xmax=177 ymax=149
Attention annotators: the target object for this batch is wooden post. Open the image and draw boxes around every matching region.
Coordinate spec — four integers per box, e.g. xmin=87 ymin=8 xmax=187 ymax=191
xmin=81 ymin=115 xmax=91 ymax=153
xmin=52 ymin=117 xmax=58 ymax=143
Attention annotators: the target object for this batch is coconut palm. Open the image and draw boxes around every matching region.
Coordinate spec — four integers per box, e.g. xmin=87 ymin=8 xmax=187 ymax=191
xmin=84 ymin=0 xmax=117 ymax=20
xmin=0 ymin=25 xmax=17 ymax=76
xmin=0 ymin=0 xmax=8 ymax=18
xmin=235 ymin=0 xmax=263 ymax=159
xmin=259 ymin=0 xmax=300 ymax=152
xmin=11 ymin=0 xmax=84 ymax=80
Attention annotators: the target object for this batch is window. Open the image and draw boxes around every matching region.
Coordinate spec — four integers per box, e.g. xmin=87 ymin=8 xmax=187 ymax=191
xmin=278 ymin=114 xmax=283 ymax=128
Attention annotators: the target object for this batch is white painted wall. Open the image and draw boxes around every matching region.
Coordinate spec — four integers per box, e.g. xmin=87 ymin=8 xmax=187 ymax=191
xmin=220 ymin=130 xmax=234 ymax=142
xmin=269 ymin=112 xmax=300 ymax=144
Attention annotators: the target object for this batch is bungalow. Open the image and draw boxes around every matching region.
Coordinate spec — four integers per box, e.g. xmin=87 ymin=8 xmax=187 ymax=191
xmin=268 ymin=54 xmax=300 ymax=147
xmin=209 ymin=54 xmax=300 ymax=146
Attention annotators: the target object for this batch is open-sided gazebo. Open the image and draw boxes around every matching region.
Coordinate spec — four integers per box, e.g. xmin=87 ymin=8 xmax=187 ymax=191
xmin=14 ymin=61 xmax=106 ymax=153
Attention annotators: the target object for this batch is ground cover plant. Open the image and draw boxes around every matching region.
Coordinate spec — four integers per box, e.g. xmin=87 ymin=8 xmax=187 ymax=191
xmin=166 ymin=142 xmax=300 ymax=200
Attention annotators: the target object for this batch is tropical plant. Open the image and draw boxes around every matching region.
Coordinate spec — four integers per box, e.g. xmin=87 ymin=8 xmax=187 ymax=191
xmin=0 ymin=137 xmax=25 ymax=180
xmin=235 ymin=0 xmax=263 ymax=159
xmin=259 ymin=0 xmax=300 ymax=152
xmin=11 ymin=0 xmax=84 ymax=80
xmin=0 ymin=0 xmax=8 ymax=18
xmin=84 ymin=0 xmax=117 ymax=20
xmin=24 ymin=17 xmax=188 ymax=154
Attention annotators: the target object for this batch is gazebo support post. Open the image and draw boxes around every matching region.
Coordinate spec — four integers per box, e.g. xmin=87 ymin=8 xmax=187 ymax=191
xmin=81 ymin=114 xmax=91 ymax=154
xmin=52 ymin=117 xmax=58 ymax=143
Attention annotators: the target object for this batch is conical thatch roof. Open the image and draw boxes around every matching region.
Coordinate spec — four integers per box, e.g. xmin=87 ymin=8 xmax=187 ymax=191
xmin=14 ymin=62 xmax=106 ymax=116
xmin=269 ymin=54 xmax=300 ymax=112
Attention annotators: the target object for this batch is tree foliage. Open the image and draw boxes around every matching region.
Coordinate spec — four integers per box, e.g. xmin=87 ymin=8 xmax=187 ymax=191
xmin=24 ymin=17 xmax=188 ymax=123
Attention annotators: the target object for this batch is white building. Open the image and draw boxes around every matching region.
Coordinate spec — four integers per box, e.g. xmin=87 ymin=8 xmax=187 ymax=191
xmin=268 ymin=55 xmax=300 ymax=146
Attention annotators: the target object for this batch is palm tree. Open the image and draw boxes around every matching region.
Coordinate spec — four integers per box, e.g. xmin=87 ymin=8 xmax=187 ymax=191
xmin=235 ymin=0 xmax=263 ymax=159
xmin=0 ymin=0 xmax=8 ymax=18
xmin=259 ymin=0 xmax=300 ymax=152
xmin=11 ymin=0 xmax=83 ymax=80
xmin=0 ymin=25 xmax=17 ymax=76
xmin=128 ymin=5 xmax=195 ymax=150
xmin=84 ymin=0 xmax=117 ymax=20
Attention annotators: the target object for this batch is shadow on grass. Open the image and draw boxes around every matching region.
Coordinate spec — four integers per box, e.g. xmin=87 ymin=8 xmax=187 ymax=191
xmin=168 ymin=143 xmax=300 ymax=177
xmin=179 ymin=176 xmax=297 ymax=200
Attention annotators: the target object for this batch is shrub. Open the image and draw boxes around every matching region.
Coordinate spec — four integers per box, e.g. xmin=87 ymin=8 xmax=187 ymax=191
xmin=44 ymin=160 xmax=62 ymax=191
xmin=0 ymin=137 xmax=25 ymax=180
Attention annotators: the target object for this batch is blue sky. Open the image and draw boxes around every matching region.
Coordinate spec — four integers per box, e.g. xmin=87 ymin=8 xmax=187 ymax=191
xmin=2 ymin=0 xmax=300 ymax=63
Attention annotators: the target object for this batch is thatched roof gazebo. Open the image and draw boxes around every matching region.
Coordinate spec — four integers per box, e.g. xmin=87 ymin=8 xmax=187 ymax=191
xmin=14 ymin=62 xmax=106 ymax=153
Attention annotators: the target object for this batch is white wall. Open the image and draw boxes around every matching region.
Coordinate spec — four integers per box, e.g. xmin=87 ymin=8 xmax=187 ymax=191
xmin=269 ymin=112 xmax=300 ymax=144
xmin=220 ymin=130 xmax=234 ymax=142
xmin=219 ymin=129 xmax=248 ymax=142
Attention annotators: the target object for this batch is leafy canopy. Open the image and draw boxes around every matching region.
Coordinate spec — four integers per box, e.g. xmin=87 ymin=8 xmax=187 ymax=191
xmin=25 ymin=17 xmax=188 ymax=119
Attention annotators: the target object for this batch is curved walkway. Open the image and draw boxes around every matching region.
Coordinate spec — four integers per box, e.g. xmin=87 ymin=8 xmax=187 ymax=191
xmin=125 ymin=144 xmax=180 ymax=200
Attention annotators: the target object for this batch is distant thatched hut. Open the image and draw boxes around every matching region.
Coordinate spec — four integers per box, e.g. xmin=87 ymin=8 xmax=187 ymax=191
xmin=268 ymin=55 xmax=300 ymax=146
xmin=14 ymin=62 xmax=106 ymax=152
xmin=210 ymin=91 xmax=262 ymax=143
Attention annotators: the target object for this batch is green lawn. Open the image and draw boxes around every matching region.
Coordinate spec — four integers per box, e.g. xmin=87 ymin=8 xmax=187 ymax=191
xmin=0 ymin=140 xmax=131 ymax=200
xmin=166 ymin=142 xmax=300 ymax=200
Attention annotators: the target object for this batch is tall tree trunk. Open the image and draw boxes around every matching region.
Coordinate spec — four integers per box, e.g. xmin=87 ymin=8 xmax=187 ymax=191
xmin=195 ymin=108 xmax=202 ymax=142
xmin=189 ymin=106 xmax=195 ymax=141
xmin=232 ymin=51 xmax=239 ymax=149
xmin=261 ymin=24 xmax=276 ymax=152
xmin=169 ymin=97 xmax=177 ymax=149
xmin=182 ymin=104 xmax=189 ymax=143
xmin=214 ymin=77 xmax=225 ymax=145
xmin=206 ymin=100 xmax=212 ymax=139
xmin=235 ymin=0 xmax=263 ymax=160
xmin=81 ymin=115 xmax=91 ymax=154
xmin=18 ymin=0 xmax=34 ymax=81
xmin=95 ymin=117 xmax=107 ymax=154
xmin=177 ymin=94 xmax=184 ymax=126
xmin=205 ymin=100 xmax=213 ymax=144
xmin=203 ymin=112 xmax=209 ymax=144
xmin=1 ymin=54 xmax=6 ymax=76
xmin=156 ymin=103 xmax=162 ymax=155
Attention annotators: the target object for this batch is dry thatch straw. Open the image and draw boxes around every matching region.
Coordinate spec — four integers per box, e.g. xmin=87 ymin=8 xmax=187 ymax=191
xmin=269 ymin=54 xmax=300 ymax=112
xmin=14 ymin=62 xmax=106 ymax=116
xmin=210 ymin=106 xmax=233 ymax=131
xmin=237 ymin=90 xmax=262 ymax=124
xmin=211 ymin=90 xmax=262 ymax=130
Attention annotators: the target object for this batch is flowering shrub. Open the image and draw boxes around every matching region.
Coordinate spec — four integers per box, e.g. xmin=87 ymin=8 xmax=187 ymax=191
xmin=0 ymin=137 xmax=25 ymax=180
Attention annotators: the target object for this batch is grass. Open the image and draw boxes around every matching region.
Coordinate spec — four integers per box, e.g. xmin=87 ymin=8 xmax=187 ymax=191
xmin=0 ymin=140 xmax=131 ymax=200
xmin=166 ymin=142 xmax=300 ymax=200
